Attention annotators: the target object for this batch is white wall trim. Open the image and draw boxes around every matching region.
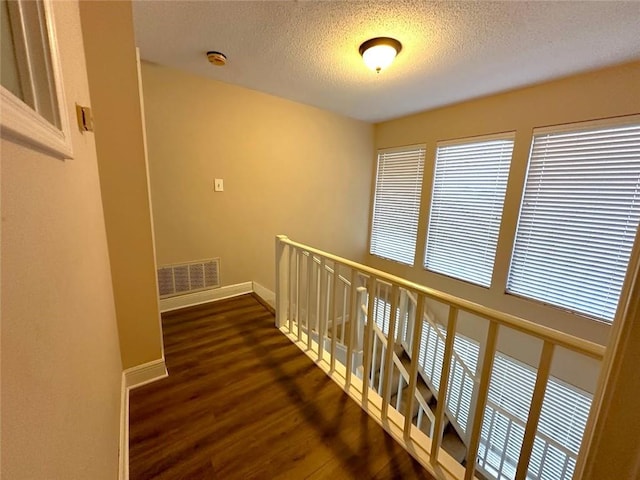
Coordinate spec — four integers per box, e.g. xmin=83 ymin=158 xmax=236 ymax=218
xmin=119 ymin=373 xmax=129 ymax=480
xmin=124 ymin=357 xmax=168 ymax=390
xmin=252 ymin=282 xmax=275 ymax=309
xmin=119 ymin=358 xmax=168 ymax=480
xmin=159 ymin=281 xmax=253 ymax=313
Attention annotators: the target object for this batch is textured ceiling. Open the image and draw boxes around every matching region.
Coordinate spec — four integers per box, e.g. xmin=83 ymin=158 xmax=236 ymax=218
xmin=132 ymin=1 xmax=640 ymax=123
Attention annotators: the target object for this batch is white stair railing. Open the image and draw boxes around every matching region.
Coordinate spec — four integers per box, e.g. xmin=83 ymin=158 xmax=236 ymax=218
xmin=365 ymin=302 xmax=436 ymax=437
xmin=275 ymin=235 xmax=605 ymax=480
xmin=403 ymin=290 xmax=478 ymax=440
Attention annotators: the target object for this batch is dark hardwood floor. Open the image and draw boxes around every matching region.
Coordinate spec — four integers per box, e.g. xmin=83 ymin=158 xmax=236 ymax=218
xmin=129 ymin=294 xmax=435 ymax=479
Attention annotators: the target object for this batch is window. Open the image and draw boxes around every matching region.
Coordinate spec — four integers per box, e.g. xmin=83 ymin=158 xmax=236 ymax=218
xmin=508 ymin=119 xmax=640 ymax=322
xmin=425 ymin=134 xmax=514 ymax=286
xmin=370 ymin=146 xmax=425 ymax=265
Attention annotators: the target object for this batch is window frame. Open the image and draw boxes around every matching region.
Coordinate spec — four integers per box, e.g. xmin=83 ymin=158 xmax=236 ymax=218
xmin=0 ymin=0 xmax=73 ymax=159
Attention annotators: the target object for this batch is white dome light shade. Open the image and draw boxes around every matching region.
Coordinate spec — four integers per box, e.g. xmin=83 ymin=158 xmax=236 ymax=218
xmin=362 ymin=45 xmax=397 ymax=72
xmin=359 ymin=37 xmax=402 ymax=73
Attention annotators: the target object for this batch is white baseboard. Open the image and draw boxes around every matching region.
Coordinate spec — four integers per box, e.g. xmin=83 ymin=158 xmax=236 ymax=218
xmin=119 ymin=373 xmax=129 ymax=480
xmin=119 ymin=357 xmax=168 ymax=479
xmin=124 ymin=357 xmax=168 ymax=390
xmin=252 ymin=281 xmax=275 ymax=309
xmin=159 ymin=282 xmax=253 ymax=313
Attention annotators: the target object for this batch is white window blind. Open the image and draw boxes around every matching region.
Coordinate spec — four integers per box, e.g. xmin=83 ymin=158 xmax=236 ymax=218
xmin=507 ymin=120 xmax=640 ymax=322
xmin=425 ymin=135 xmax=514 ymax=286
xmin=370 ymin=147 xmax=425 ymax=265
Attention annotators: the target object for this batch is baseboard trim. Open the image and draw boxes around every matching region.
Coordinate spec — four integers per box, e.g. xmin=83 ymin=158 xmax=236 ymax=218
xmin=159 ymin=282 xmax=253 ymax=313
xmin=124 ymin=358 xmax=168 ymax=390
xmin=119 ymin=358 xmax=168 ymax=479
xmin=119 ymin=373 xmax=129 ymax=480
xmin=252 ymin=282 xmax=275 ymax=311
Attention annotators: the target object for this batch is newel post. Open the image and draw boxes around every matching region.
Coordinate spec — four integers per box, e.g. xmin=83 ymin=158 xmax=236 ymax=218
xmin=275 ymin=235 xmax=290 ymax=328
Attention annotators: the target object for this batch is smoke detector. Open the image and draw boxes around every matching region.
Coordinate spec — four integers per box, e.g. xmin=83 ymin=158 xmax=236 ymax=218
xmin=207 ymin=51 xmax=227 ymax=66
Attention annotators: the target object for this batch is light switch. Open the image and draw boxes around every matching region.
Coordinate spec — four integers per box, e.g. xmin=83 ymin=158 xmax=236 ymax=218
xmin=214 ymin=178 xmax=224 ymax=192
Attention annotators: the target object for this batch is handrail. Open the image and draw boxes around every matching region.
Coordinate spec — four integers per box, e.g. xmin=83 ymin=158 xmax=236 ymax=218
xmin=279 ymin=235 xmax=604 ymax=360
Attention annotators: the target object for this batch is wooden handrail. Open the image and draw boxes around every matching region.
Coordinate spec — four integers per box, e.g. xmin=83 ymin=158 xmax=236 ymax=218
xmin=278 ymin=235 xmax=604 ymax=360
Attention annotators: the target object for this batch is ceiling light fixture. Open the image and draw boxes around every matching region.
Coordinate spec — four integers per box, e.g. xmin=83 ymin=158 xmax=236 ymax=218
xmin=359 ymin=37 xmax=402 ymax=73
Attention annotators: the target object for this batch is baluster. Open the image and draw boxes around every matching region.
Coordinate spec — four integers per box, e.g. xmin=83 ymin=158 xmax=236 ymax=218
xmin=330 ymin=261 xmax=339 ymax=373
xmin=429 ymin=326 xmax=438 ymax=381
xmin=482 ymin=408 xmax=498 ymax=465
xmin=318 ymin=258 xmax=328 ymax=362
xmin=539 ymin=442 xmax=550 ymax=476
xmin=295 ymin=250 xmax=301 ymax=342
xmin=288 ymin=246 xmax=296 ymax=334
xmin=515 ymin=341 xmax=555 ymax=480
xmin=374 ymin=283 xmax=384 ymax=393
xmin=341 ymin=283 xmax=347 ymax=345
xmin=405 ymin=299 xmax=414 ymax=348
xmin=499 ymin=420 xmax=514 ymax=474
xmin=315 ymin=259 xmax=321 ymax=335
xmin=325 ymin=268 xmax=331 ymax=339
xmin=559 ymin=453 xmax=571 ymax=479
xmin=465 ymin=321 xmax=499 ymax=480
xmin=404 ymin=294 xmax=424 ymax=440
xmin=454 ymin=361 xmax=464 ymax=416
xmin=362 ymin=277 xmax=376 ymax=408
xmin=381 ymin=284 xmax=399 ymax=419
xmin=398 ymin=289 xmax=407 ymax=344
xmin=371 ymin=334 xmax=378 ymax=389
xmin=275 ymin=235 xmax=289 ymax=328
xmin=306 ymin=252 xmax=313 ymax=351
xmin=396 ymin=376 xmax=403 ymax=411
xmin=378 ymin=341 xmax=385 ymax=395
xmin=357 ymin=285 xmax=366 ymax=350
xmin=431 ymin=306 xmax=459 ymax=462
xmin=345 ymin=269 xmax=359 ymax=390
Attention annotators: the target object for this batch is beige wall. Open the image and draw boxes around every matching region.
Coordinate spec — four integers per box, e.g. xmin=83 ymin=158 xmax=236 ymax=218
xmin=1 ymin=1 xmax=122 ymax=478
xmin=371 ymin=62 xmax=640 ymax=348
xmin=80 ymin=1 xmax=163 ymax=369
xmin=141 ymin=63 xmax=374 ymax=292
